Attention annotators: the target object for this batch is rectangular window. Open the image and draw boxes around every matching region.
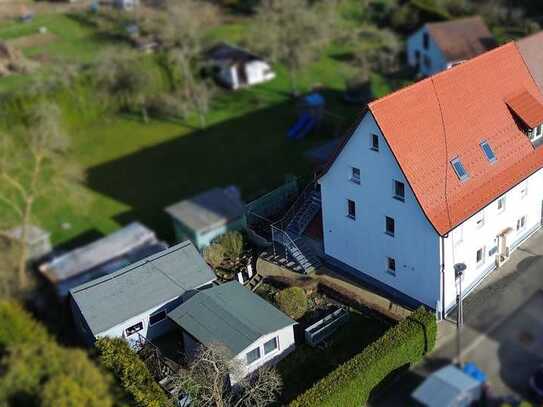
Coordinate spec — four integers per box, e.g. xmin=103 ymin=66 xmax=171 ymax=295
xmin=475 ymin=212 xmax=485 ymax=228
xmin=480 ymin=141 xmax=496 ymax=163
xmin=351 ymin=167 xmax=361 ymax=184
xmin=385 ymin=216 xmax=395 ymax=236
xmin=393 ymin=180 xmax=405 ymax=201
xmin=246 ymin=347 xmax=261 ymax=364
xmin=149 ymin=310 xmax=167 ymax=326
xmin=451 ymin=157 xmax=469 ymax=181
xmin=371 ymin=134 xmax=379 ymax=151
xmin=264 ymin=337 xmax=279 ymax=354
xmin=476 ymin=247 xmax=485 ymax=266
xmin=517 ymin=215 xmax=527 ymax=231
xmin=125 ymin=322 xmax=143 ymax=337
xmin=521 ymin=182 xmax=528 ymax=198
xmin=347 ymin=199 xmax=356 ymax=219
xmin=423 ymin=32 xmax=429 ymax=50
xmin=497 ymin=197 xmax=505 ymax=213
xmin=387 ymin=257 xmax=396 ymax=274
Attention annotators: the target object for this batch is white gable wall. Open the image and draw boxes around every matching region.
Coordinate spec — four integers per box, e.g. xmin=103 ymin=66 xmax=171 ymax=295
xmin=441 ymin=168 xmax=543 ymax=313
xmin=407 ymin=26 xmax=449 ymax=76
xmin=319 ymin=112 xmax=441 ymax=309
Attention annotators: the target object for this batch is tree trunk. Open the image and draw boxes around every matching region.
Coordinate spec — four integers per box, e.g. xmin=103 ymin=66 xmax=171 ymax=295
xmin=141 ymin=105 xmax=149 ymax=123
xmin=17 ymin=201 xmax=32 ymax=289
xmin=288 ymin=69 xmax=299 ymax=97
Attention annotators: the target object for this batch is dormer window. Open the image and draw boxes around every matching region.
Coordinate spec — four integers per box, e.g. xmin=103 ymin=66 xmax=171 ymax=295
xmin=451 ymin=157 xmax=469 ymax=181
xmin=529 ymin=124 xmax=543 ymax=142
xmin=505 ymin=91 xmax=543 ymax=146
xmin=480 ymin=141 xmax=496 ymax=163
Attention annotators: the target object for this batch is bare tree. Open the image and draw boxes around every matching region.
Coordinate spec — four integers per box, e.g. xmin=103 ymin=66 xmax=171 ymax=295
xmin=0 ymin=102 xmax=85 ymax=290
xmin=249 ymin=0 xmax=340 ymax=95
xmin=175 ymin=343 xmax=282 ymax=407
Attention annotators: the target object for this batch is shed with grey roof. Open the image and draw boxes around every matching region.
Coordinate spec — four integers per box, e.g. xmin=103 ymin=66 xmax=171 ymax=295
xmin=70 ymin=241 xmax=216 ymax=345
xmin=165 ymin=186 xmax=246 ymax=250
xmin=168 ymin=281 xmax=296 ymax=378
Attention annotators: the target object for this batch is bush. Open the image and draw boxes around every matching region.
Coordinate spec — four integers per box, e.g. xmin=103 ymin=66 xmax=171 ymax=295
xmin=0 ymin=302 xmax=114 ymax=407
xmin=275 ymin=287 xmax=308 ymax=320
xmin=290 ymin=307 xmax=437 ymax=407
xmin=203 ymin=243 xmax=225 ymax=269
xmin=216 ymin=231 xmax=244 ymax=261
xmin=96 ymin=337 xmax=172 ymax=407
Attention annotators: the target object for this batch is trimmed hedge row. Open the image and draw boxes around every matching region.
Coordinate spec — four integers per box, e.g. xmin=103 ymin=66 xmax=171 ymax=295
xmin=290 ymin=307 xmax=437 ymax=407
xmin=96 ymin=337 xmax=172 ymax=407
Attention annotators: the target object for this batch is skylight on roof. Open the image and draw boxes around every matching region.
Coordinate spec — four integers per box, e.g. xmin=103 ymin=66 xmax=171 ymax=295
xmin=480 ymin=141 xmax=496 ymax=163
xmin=451 ymin=157 xmax=469 ymax=181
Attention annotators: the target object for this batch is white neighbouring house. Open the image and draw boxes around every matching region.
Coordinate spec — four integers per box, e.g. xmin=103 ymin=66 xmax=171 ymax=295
xmin=205 ymin=43 xmax=275 ymax=90
xmin=319 ymin=41 xmax=543 ymax=319
xmin=406 ymin=16 xmax=496 ymax=76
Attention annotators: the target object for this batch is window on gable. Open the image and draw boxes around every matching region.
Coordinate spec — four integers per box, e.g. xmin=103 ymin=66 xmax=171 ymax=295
xmin=475 ymin=212 xmax=485 ymax=228
xmin=393 ymin=180 xmax=405 ymax=201
xmin=423 ymin=32 xmax=429 ymax=50
xmin=476 ymin=247 xmax=485 ymax=267
xmin=451 ymin=157 xmax=469 ymax=181
xmin=520 ymin=182 xmax=528 ymax=198
xmin=351 ymin=167 xmax=360 ymax=184
xmin=370 ymin=134 xmax=379 ymax=151
xmin=497 ymin=197 xmax=505 ymax=213
xmin=480 ymin=141 xmax=496 ymax=163
xmin=347 ymin=199 xmax=356 ymax=219
xmin=386 ymin=257 xmax=396 ymax=274
xmin=517 ymin=215 xmax=527 ymax=231
xmin=385 ymin=216 xmax=395 ymax=236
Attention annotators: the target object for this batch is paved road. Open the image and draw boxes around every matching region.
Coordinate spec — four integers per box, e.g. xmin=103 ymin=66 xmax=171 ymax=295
xmin=373 ymin=228 xmax=543 ymax=405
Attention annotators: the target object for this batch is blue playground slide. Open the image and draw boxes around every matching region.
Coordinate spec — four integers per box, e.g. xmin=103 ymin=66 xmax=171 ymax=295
xmin=288 ymin=112 xmax=317 ymax=140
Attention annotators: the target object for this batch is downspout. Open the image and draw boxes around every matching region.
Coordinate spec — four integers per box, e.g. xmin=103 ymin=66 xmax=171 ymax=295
xmin=440 ymin=234 xmax=446 ymax=320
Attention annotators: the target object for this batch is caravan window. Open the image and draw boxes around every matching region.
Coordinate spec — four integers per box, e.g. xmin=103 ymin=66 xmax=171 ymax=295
xmin=125 ymin=322 xmax=143 ymax=337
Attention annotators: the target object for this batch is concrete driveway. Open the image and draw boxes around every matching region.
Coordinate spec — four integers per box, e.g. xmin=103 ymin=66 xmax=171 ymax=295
xmin=373 ymin=228 xmax=543 ymax=405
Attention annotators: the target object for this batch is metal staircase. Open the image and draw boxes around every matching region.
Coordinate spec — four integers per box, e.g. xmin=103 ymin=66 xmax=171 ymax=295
xmin=271 ymin=184 xmax=322 ymax=274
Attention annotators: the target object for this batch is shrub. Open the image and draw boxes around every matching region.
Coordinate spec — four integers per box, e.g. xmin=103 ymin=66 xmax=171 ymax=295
xmin=203 ymin=243 xmax=225 ymax=269
xmin=216 ymin=231 xmax=244 ymax=261
xmin=0 ymin=302 xmax=114 ymax=407
xmin=290 ymin=307 xmax=437 ymax=407
xmin=275 ymin=287 xmax=308 ymax=320
xmin=96 ymin=337 xmax=172 ymax=407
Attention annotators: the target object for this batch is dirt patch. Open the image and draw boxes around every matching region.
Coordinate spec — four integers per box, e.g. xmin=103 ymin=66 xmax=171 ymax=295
xmin=7 ymin=32 xmax=57 ymax=49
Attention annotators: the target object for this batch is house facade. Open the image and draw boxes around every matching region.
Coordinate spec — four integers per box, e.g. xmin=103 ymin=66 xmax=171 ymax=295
xmin=407 ymin=16 xmax=496 ymax=76
xmin=320 ymin=42 xmax=543 ymax=318
xmin=70 ymin=241 xmax=216 ymax=346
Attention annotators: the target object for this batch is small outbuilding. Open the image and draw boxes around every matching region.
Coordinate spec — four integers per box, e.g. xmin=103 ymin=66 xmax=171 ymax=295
xmin=412 ymin=365 xmax=483 ymax=407
xmin=205 ymin=43 xmax=275 ymax=90
xmin=165 ymin=186 xmax=246 ymax=250
xmin=168 ymin=281 xmax=296 ymax=380
xmin=406 ymin=16 xmax=496 ymax=76
xmin=70 ymin=240 xmax=217 ymax=346
xmin=39 ymin=222 xmax=166 ymax=300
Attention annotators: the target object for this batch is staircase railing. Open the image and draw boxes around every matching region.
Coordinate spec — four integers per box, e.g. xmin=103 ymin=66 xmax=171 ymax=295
xmin=272 ymin=180 xmax=318 ymax=233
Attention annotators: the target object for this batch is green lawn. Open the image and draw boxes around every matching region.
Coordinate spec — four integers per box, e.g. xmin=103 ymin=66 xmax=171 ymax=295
xmin=277 ymin=310 xmax=391 ymax=403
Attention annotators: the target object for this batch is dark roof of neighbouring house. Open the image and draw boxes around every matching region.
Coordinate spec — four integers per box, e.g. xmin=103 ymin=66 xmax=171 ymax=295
xmin=517 ymin=31 xmax=543 ymax=93
xmin=321 ymin=42 xmax=543 ymax=236
xmin=70 ymin=241 xmax=216 ymax=336
xmin=165 ymin=187 xmax=245 ymax=233
xmin=168 ymin=281 xmax=295 ymax=355
xmin=426 ymin=16 xmax=497 ymax=61
xmin=205 ymin=43 xmax=260 ymax=65
xmin=412 ymin=365 xmax=481 ymax=406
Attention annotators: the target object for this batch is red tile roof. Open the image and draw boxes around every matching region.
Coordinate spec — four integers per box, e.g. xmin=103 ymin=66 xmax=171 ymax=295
xmin=426 ymin=16 xmax=497 ymax=61
xmin=321 ymin=42 xmax=543 ymax=236
xmin=506 ymin=91 xmax=543 ymax=128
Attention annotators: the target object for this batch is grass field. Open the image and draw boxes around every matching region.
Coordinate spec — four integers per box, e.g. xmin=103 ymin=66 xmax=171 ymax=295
xmin=0 ymin=9 xmax=382 ymax=247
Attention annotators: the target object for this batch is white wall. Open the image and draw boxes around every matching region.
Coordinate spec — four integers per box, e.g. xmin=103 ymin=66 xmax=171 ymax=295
xmin=319 ymin=112 xmax=441 ymax=309
xmin=441 ymin=169 xmax=543 ymax=313
xmin=233 ymin=324 xmax=296 ymax=381
xmin=407 ymin=26 xmax=449 ymax=76
xmin=216 ymin=61 xmax=275 ymax=90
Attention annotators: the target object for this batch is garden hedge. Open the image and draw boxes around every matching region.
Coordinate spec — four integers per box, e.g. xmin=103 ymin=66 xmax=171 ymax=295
xmin=290 ymin=307 xmax=437 ymax=407
xmin=96 ymin=337 xmax=172 ymax=407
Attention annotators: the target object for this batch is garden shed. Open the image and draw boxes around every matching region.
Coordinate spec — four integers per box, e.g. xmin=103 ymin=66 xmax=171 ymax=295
xmin=165 ymin=186 xmax=246 ymax=250
xmin=39 ymin=222 xmax=166 ymax=300
xmin=168 ymin=281 xmax=296 ymax=380
xmin=70 ymin=240 xmax=216 ymax=346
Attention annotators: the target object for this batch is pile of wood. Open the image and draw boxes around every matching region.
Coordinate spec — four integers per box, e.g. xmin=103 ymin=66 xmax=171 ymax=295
xmin=0 ymin=41 xmax=36 ymax=77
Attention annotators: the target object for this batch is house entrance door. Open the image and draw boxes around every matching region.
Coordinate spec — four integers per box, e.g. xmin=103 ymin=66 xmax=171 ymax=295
xmin=496 ymin=228 xmax=513 ymax=267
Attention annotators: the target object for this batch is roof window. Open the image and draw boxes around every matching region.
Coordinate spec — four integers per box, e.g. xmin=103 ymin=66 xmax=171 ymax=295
xmin=480 ymin=141 xmax=496 ymax=163
xmin=451 ymin=157 xmax=469 ymax=181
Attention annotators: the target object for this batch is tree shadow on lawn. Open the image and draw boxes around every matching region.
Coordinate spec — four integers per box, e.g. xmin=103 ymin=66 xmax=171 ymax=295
xmin=277 ymin=311 xmax=390 ymax=403
xmin=86 ymin=89 xmax=358 ymax=241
